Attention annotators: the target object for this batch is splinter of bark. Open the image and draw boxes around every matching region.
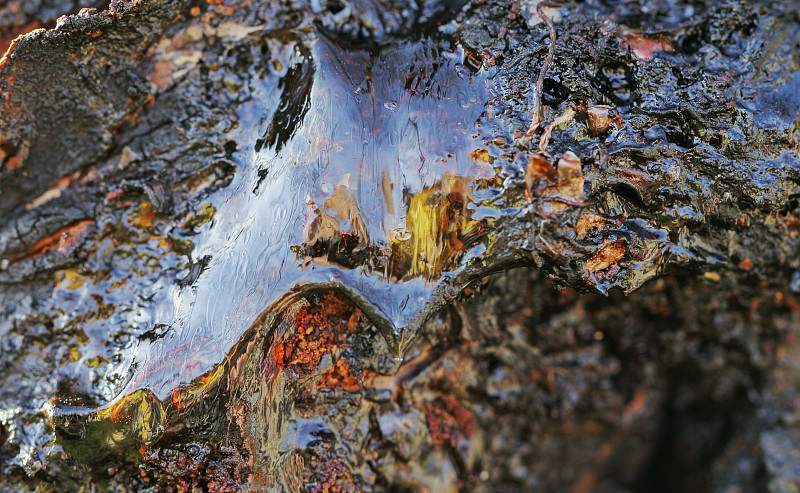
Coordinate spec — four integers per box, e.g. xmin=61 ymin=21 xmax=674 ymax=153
xmin=525 ymin=1 xmax=562 ymax=137
xmin=538 ymin=107 xmax=575 ymax=157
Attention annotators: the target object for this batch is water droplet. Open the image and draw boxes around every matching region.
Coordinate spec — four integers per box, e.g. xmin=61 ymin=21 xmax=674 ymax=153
xmin=384 ymin=101 xmax=397 ymax=111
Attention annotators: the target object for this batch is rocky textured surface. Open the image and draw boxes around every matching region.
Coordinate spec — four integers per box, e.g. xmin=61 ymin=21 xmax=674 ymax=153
xmin=1 ymin=0 xmax=800 ymax=491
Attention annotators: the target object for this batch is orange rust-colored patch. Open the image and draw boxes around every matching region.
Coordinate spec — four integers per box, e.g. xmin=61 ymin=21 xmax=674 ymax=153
xmin=272 ymin=342 xmax=285 ymax=371
xmin=584 ymin=240 xmax=626 ymax=273
xmin=172 ymin=389 xmax=184 ymax=410
xmin=5 ymin=154 xmax=22 ymax=170
xmin=622 ymin=387 xmax=647 ymax=421
xmin=57 ymin=220 xmax=95 ymax=254
xmin=0 ymin=139 xmax=28 ymax=170
xmin=425 ymin=395 xmax=474 ymax=448
xmin=319 ymin=359 xmax=361 ymax=393
xmin=524 ymin=152 xmax=556 ymax=201
xmin=426 ymin=406 xmax=458 ymax=448
xmin=621 ymin=32 xmax=673 ymax=61
xmin=739 ymin=258 xmax=754 ymax=271
xmin=735 ymin=215 xmax=750 ymax=228
xmin=105 ymin=188 xmax=125 ymax=201
xmin=278 ymin=292 xmax=363 ymax=378
xmin=133 ymin=202 xmax=157 ymax=230
xmin=440 ymin=395 xmax=473 ymax=437
xmin=9 ymin=219 xmax=94 ymax=264
xmin=528 ymin=152 xmax=586 ymax=217
xmin=575 ymin=213 xmax=611 ymax=239
xmin=584 ymin=105 xmax=622 ymax=136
